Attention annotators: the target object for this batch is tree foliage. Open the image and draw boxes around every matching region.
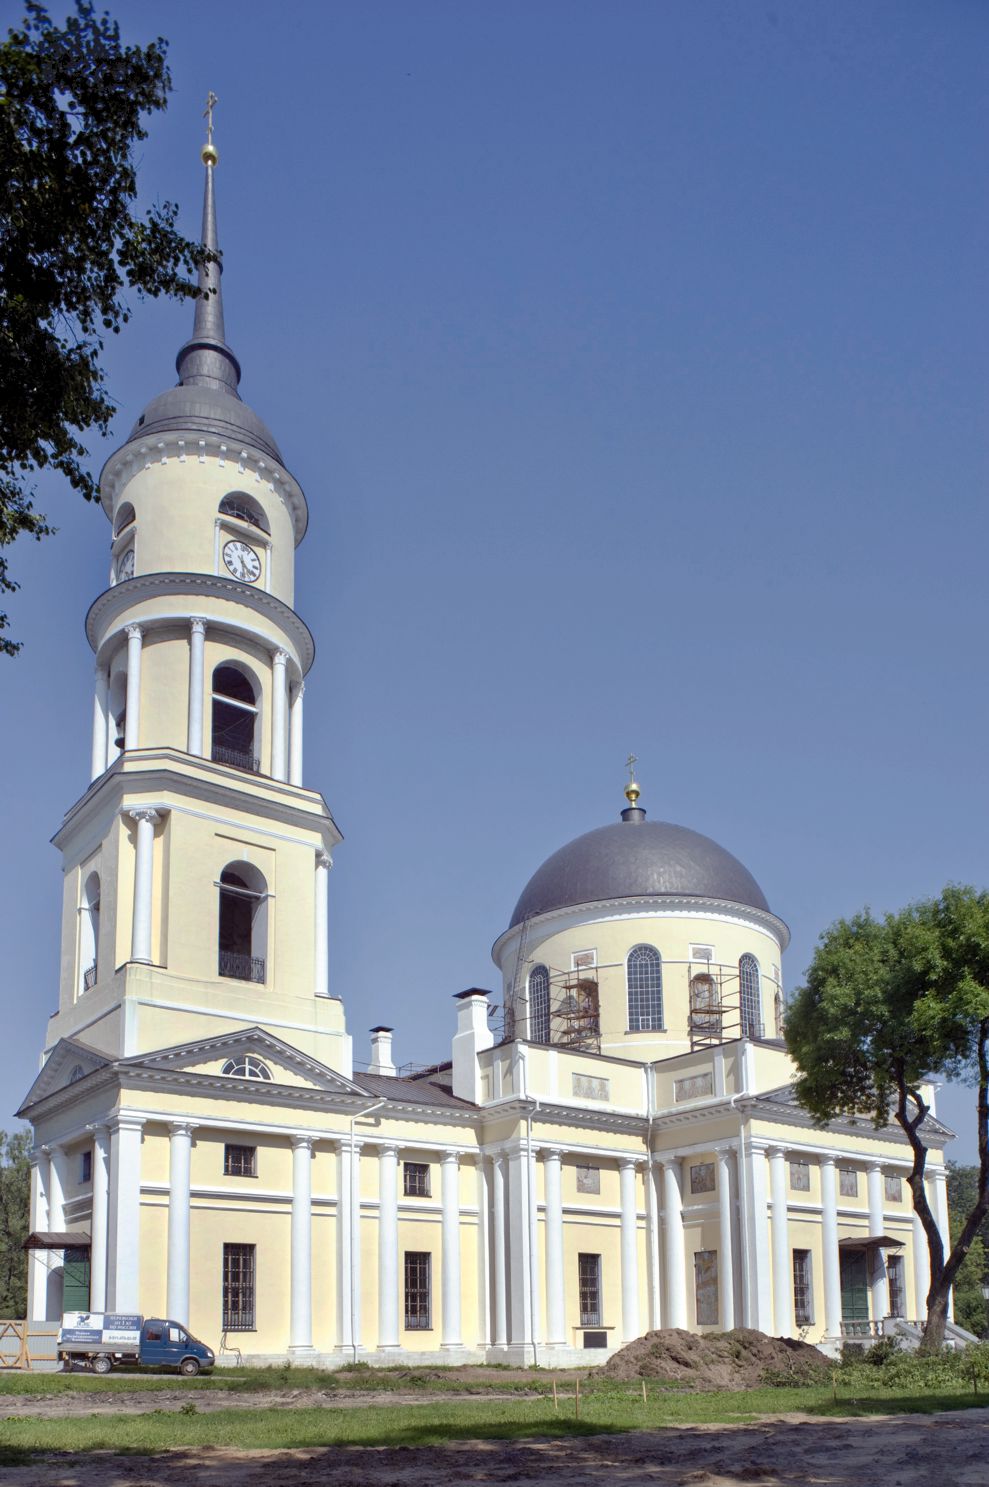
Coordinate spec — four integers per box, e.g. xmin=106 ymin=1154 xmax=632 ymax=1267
xmin=947 ymin=1162 xmax=989 ymax=1337
xmin=0 ymin=1130 xmax=31 ymax=1317
xmin=786 ymin=885 xmax=989 ymax=1351
xmin=0 ymin=1 xmax=206 ymax=654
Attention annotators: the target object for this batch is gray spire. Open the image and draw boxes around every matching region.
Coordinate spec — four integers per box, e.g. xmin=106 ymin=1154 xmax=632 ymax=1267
xmin=175 ymin=145 xmax=242 ymax=396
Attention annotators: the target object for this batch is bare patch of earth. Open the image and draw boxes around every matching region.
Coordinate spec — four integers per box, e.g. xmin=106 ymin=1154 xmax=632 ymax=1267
xmin=0 ymin=1387 xmax=533 ymax=1417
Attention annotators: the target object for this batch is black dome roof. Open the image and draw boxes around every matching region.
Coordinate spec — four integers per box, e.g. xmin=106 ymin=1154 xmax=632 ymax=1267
xmin=509 ymin=813 xmax=771 ymax=927
xmin=125 ymin=384 xmax=283 ymax=465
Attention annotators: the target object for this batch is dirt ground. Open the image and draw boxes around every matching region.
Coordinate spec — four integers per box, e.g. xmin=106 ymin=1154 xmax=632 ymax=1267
xmin=0 ymin=1386 xmax=527 ymax=1417
xmin=2 ymin=1408 xmax=988 ymax=1486
xmin=602 ymin=1329 xmax=830 ymax=1390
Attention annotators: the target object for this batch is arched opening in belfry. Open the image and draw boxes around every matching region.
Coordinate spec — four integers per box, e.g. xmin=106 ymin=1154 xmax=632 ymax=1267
xmin=218 ymin=861 xmax=268 ymax=983
xmin=108 ymin=670 xmax=127 ymax=756
xmin=219 ymin=491 xmax=270 ymax=533
xmin=211 ymin=663 xmax=260 ymax=772
xmin=79 ymin=871 xmax=101 ymax=995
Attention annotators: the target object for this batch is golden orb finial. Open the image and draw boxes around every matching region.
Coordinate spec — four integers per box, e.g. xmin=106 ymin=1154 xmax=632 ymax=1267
xmin=201 ymin=90 xmax=218 ymax=166
xmin=624 ymin=752 xmax=640 ymax=806
xmin=201 ymin=142 xmax=219 ymax=167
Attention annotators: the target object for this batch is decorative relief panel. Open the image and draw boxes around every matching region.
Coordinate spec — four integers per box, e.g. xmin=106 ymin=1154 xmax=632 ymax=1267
xmin=576 ymin=1164 xmax=601 ymax=1195
xmin=689 ymin=1161 xmax=716 ymax=1195
xmin=572 ymin=1073 xmax=610 ymax=1101
xmin=674 ymin=1072 xmax=713 ymax=1103
xmin=789 ymin=1160 xmax=810 ymax=1192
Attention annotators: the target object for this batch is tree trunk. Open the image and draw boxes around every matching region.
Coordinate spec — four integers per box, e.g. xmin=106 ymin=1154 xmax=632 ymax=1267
xmin=919 ymin=1279 xmax=950 ymax=1353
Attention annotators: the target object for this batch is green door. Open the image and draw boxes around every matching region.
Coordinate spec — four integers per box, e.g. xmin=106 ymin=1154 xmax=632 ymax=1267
xmin=840 ymin=1250 xmax=869 ymax=1321
xmin=62 ymin=1247 xmax=91 ymax=1311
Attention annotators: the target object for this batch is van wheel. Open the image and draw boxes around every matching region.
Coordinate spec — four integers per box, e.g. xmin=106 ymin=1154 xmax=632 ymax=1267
xmin=92 ymin=1355 xmax=113 ymax=1375
xmin=179 ymin=1357 xmax=200 ymax=1377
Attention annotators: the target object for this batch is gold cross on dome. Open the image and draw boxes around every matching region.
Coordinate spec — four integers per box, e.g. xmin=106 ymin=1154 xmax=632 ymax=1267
xmin=203 ymin=91 xmax=218 ymax=146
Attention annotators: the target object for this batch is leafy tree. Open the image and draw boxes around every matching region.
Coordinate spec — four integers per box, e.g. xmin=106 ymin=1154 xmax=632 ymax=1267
xmin=786 ymin=886 xmax=989 ymax=1352
xmin=0 ymin=1 xmax=207 ymax=654
xmin=948 ymin=1162 xmax=989 ymax=1337
xmin=0 ymin=1130 xmax=31 ymax=1317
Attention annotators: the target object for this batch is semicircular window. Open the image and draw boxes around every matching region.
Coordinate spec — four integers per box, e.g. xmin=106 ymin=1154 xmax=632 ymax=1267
xmin=219 ymin=492 xmax=270 ymax=533
xmin=221 ymin=1055 xmax=272 ymax=1081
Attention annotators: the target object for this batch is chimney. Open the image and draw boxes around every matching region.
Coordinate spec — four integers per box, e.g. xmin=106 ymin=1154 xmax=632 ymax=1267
xmin=368 ymin=1026 xmax=396 ymax=1076
xmin=451 ymin=989 xmax=494 ymax=1103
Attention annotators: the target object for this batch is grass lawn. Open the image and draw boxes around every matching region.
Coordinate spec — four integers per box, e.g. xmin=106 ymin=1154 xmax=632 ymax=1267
xmin=1 ymin=1382 xmax=987 ymax=1458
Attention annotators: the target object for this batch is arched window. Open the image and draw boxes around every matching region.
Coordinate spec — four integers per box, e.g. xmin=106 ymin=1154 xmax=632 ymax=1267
xmin=627 ymin=945 xmax=663 ymax=1031
xmin=219 ymin=492 xmax=270 ymax=533
xmin=528 ymin=964 xmax=550 ymax=1044
xmin=221 ymin=1055 xmax=272 ymax=1080
xmin=108 ymin=670 xmax=127 ymax=756
xmin=113 ymin=502 xmax=136 ymax=537
xmin=211 ymin=664 xmax=260 ymax=773
xmin=739 ymin=954 xmax=763 ymax=1039
xmin=79 ymin=871 xmax=100 ymax=995
xmin=218 ymin=861 xmax=268 ymax=983
xmin=689 ymin=973 xmax=722 ymax=1041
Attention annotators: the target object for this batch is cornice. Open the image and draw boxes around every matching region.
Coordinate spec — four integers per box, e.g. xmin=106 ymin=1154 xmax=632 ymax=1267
xmin=86 ymin=573 xmax=315 ymax=673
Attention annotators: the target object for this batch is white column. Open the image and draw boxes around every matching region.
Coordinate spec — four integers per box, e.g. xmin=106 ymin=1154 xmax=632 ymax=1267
xmin=290 ymin=1135 xmax=315 ymax=1352
xmin=289 ymin=681 xmax=304 ymax=786
xmin=28 ymin=1149 xmax=51 ymax=1321
xmin=932 ymin=1167 xmax=954 ymax=1320
xmin=619 ymin=1158 xmax=640 ymax=1342
xmin=716 ymin=1147 xmax=736 ymax=1330
xmin=314 ymin=849 xmax=331 ymax=997
xmin=87 ymin=1124 xmax=110 ymax=1313
xmin=106 ymin=1115 xmax=144 ymax=1313
xmin=124 ymin=624 xmax=143 ymax=751
xmin=166 ymin=1121 xmax=195 ymax=1325
xmin=743 ymin=1144 xmax=774 ymax=1331
xmin=187 ymin=618 xmax=207 ymax=756
xmin=542 ymin=1148 xmax=565 ymax=1346
xmin=91 ymin=665 xmax=109 ymax=781
xmin=441 ymin=1151 xmax=462 ymax=1348
xmin=913 ymin=1207 xmax=931 ymax=1320
xmin=491 ymin=1153 xmax=508 ymax=1346
xmin=769 ymin=1147 xmax=792 ymax=1335
xmin=47 ymin=1144 xmax=67 ymax=1231
xmin=645 ymin=1156 xmax=663 ymax=1331
xmin=820 ymin=1155 xmax=842 ymax=1338
xmin=377 ymin=1144 xmax=400 ymax=1349
xmin=271 ymin=649 xmax=289 ymax=781
xmin=661 ymin=1157 xmax=687 ymax=1329
xmin=336 ymin=1140 xmax=353 ymax=1349
xmin=129 ymin=808 xmax=159 ymax=964
xmin=867 ymin=1163 xmax=888 ymax=1324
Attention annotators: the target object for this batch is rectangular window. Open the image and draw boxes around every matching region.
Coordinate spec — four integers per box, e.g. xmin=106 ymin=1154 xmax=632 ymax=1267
xmin=80 ymin=1151 xmax=92 ymax=1184
xmin=793 ymin=1249 xmax=813 ymax=1326
xmin=403 ymin=1161 xmax=431 ymax=1197
xmin=694 ymin=1250 xmax=719 ymax=1325
xmin=223 ymin=1144 xmax=257 ymax=1178
xmin=884 ymin=1174 xmax=902 ymax=1203
xmin=789 ymin=1160 xmax=810 ymax=1192
xmin=222 ymin=1243 xmax=256 ymax=1331
xmin=839 ymin=1166 xmax=858 ymax=1198
xmin=578 ymin=1252 xmax=602 ymax=1326
xmin=887 ymin=1254 xmax=905 ymax=1317
xmin=690 ymin=1161 xmax=716 ymax=1195
xmin=576 ymin=1164 xmax=601 ymax=1195
xmin=404 ymin=1251 xmax=431 ymax=1330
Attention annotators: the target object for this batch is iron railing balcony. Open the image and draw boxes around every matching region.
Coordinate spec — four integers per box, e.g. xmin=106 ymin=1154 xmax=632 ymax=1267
xmin=218 ymin=951 xmax=265 ymax=984
xmin=211 ymin=744 xmax=260 ymax=774
xmin=82 ymin=963 xmax=97 ymax=992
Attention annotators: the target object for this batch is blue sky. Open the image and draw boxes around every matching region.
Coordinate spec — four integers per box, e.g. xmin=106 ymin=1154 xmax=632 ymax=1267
xmin=2 ymin=1 xmax=986 ymax=1157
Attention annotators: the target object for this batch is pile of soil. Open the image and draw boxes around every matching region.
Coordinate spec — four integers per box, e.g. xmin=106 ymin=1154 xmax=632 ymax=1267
xmin=601 ymin=1328 xmax=830 ymax=1390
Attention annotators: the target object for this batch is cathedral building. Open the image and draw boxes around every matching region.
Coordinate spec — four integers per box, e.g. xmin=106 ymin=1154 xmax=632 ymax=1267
xmin=19 ymin=134 xmax=954 ymax=1365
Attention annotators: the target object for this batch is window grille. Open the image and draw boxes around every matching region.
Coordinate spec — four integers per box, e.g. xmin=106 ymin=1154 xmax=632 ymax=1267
xmin=222 ymin=1243 xmax=256 ymax=1330
xmin=403 ymin=1161 xmax=431 ymax=1197
xmin=626 ymin=945 xmax=663 ymax=1031
xmin=222 ymin=1056 xmax=272 ymax=1081
xmin=404 ymin=1251 xmax=431 ymax=1330
xmin=528 ymin=964 xmax=550 ymax=1043
xmin=887 ymin=1254 xmax=905 ymax=1318
xmin=578 ymin=1252 xmax=602 ymax=1326
xmin=80 ymin=1151 xmax=92 ymax=1184
xmin=793 ymin=1249 xmax=813 ymax=1326
xmin=739 ymin=954 xmax=763 ymax=1038
xmin=224 ymin=1144 xmax=258 ymax=1177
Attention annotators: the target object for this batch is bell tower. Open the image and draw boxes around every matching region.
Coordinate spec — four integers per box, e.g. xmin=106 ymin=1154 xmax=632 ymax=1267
xmin=46 ymin=122 xmax=350 ymax=1075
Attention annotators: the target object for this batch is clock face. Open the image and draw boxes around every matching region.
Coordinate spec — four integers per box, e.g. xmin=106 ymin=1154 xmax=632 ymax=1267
xmin=116 ymin=547 xmax=135 ymax=582
xmin=223 ymin=539 xmax=262 ymax=583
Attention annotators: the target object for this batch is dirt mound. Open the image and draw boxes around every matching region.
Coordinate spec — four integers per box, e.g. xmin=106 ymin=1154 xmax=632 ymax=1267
xmin=601 ymin=1328 xmax=831 ymax=1390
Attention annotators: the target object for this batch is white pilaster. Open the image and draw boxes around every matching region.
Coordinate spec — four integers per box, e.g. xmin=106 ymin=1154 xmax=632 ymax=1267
xmin=166 ymin=1121 xmax=195 ymax=1325
xmin=743 ymin=1144 xmax=773 ymax=1331
xmin=289 ymin=681 xmax=304 ymax=786
xmin=932 ymin=1167 xmax=953 ymax=1320
xmin=271 ymin=649 xmax=289 ymax=781
xmin=619 ymin=1157 xmax=640 ymax=1342
xmin=645 ymin=1155 xmax=663 ymax=1331
xmin=476 ymin=1156 xmax=491 ymax=1346
xmin=377 ymin=1144 xmax=400 ymax=1349
xmin=28 ymin=1150 xmax=51 ymax=1321
xmin=187 ymin=618 xmax=207 ymax=756
xmin=87 ymin=1124 xmax=110 ymax=1313
xmin=820 ymin=1155 xmax=842 ymax=1337
xmin=124 ymin=624 xmax=143 ymax=751
xmin=661 ymin=1157 xmax=687 ymax=1329
xmin=867 ymin=1163 xmax=888 ymax=1323
xmin=91 ymin=665 xmax=109 ymax=781
xmin=106 ymin=1115 xmax=144 ymax=1313
xmin=129 ymin=808 xmax=159 ymax=965
xmin=337 ymin=1139 xmax=362 ymax=1351
xmin=491 ymin=1153 xmax=508 ymax=1346
xmin=290 ymin=1135 xmax=315 ymax=1353
xmin=542 ymin=1148 xmax=566 ymax=1346
xmin=506 ymin=1147 xmax=533 ymax=1348
xmin=441 ymin=1151 xmax=462 ymax=1348
xmin=314 ymin=849 xmax=331 ymax=997
xmin=716 ymin=1147 xmax=736 ymax=1330
xmin=913 ymin=1207 xmax=931 ymax=1319
xmin=769 ymin=1147 xmax=792 ymax=1335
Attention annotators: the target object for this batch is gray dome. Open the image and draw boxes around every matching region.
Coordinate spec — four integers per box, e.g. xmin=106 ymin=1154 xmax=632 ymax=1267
xmin=126 ymin=384 xmax=283 ymax=465
xmin=510 ymin=815 xmax=771 ymax=927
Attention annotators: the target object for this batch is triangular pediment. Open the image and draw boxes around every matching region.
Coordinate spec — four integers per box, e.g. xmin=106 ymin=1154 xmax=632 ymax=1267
xmin=18 ymin=1038 xmax=112 ymax=1113
xmin=129 ymin=1026 xmax=365 ymax=1096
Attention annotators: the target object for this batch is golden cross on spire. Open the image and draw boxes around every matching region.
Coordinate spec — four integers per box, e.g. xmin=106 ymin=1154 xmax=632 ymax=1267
xmin=624 ymin=753 xmax=641 ymax=809
xmin=203 ymin=90 xmax=218 ymax=146
xmin=626 ymin=752 xmax=638 ymax=782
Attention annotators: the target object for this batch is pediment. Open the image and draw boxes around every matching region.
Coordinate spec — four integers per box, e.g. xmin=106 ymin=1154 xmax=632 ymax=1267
xmin=18 ymin=1039 xmax=111 ymax=1113
xmin=129 ymin=1026 xmax=364 ymax=1096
